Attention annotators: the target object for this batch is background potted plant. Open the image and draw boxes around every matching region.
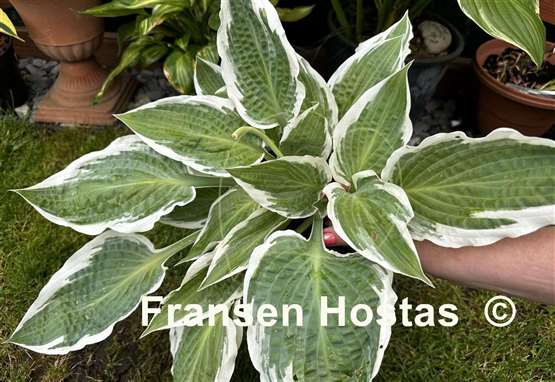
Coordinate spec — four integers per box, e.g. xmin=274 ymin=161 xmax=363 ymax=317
xmin=328 ymin=0 xmax=464 ymax=109
xmin=0 ymin=8 xmax=27 ymax=110
xmin=84 ymin=0 xmax=314 ymax=99
xmin=8 ymin=0 xmax=137 ymax=125
xmin=459 ymin=0 xmax=554 ymax=136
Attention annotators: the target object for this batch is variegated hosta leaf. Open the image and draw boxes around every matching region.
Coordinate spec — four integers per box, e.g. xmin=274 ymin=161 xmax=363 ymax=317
xmin=194 ymin=57 xmax=226 ymax=96
xmin=458 ymin=0 xmax=545 ymax=67
xmin=14 ymin=136 xmax=224 ymax=235
xmin=179 ymin=188 xmax=260 ymax=263
xmin=228 ymin=156 xmax=332 ymax=219
xmin=170 ymin=311 xmax=241 ymax=382
xmin=218 ymin=0 xmax=304 ymax=129
xmin=331 ymin=64 xmax=412 ymax=184
xmin=245 ymin=220 xmax=396 ymax=381
xmin=9 ymin=231 xmax=196 ymax=354
xmin=143 ymin=253 xmax=242 ymax=335
xmin=279 ymin=56 xmax=337 ymax=158
xmin=324 ymin=171 xmax=431 ymax=285
xmin=382 ymin=129 xmax=555 ymax=247
xmin=116 ymin=96 xmax=265 ymax=177
xmin=328 ymin=12 xmax=412 ymax=118
xmin=161 ymin=188 xmax=225 ymax=229
xmin=201 ymin=209 xmax=288 ymax=288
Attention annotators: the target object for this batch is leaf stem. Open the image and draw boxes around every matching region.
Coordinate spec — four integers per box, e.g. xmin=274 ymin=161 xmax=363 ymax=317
xmin=355 ymin=0 xmax=364 ymax=43
xmin=295 ymin=218 xmax=313 ymax=234
xmin=157 ymin=231 xmax=200 ymax=260
xmin=330 ymin=0 xmax=352 ymax=41
xmin=232 ymin=126 xmax=284 ymax=158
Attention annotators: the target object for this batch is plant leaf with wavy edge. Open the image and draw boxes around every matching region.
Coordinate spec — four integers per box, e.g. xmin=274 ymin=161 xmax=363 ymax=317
xmin=178 ymin=188 xmax=260 ymax=263
xmin=13 ymin=136 xmax=226 ymax=236
xmin=194 ymin=57 xmax=226 ymax=96
xmin=330 ymin=64 xmax=412 ymax=185
xmin=279 ymin=56 xmax=337 ymax=158
xmin=0 ymin=9 xmax=23 ymax=41
xmin=82 ymin=0 xmax=184 ymax=16
xmin=324 ymin=171 xmax=432 ymax=286
xmin=161 ymin=188 xmax=226 ymax=229
xmin=170 ymin=310 xmax=241 ymax=382
xmin=328 ymin=12 xmax=412 ymax=118
xmin=244 ymin=219 xmax=396 ymax=381
xmin=9 ymin=231 xmax=196 ymax=355
xmin=116 ymin=96 xmax=264 ymax=177
xmin=201 ymin=209 xmax=288 ymax=288
xmin=458 ymin=0 xmax=545 ymax=67
xmin=143 ymin=253 xmax=242 ymax=336
xmin=164 ymin=49 xmax=195 ymax=94
xmin=218 ymin=0 xmax=305 ymax=129
xmin=382 ymin=128 xmax=555 ymax=247
xmin=228 ymin=156 xmax=332 ymax=219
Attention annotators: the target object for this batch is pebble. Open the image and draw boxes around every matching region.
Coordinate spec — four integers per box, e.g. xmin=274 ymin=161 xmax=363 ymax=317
xmin=17 ymin=58 xmax=467 ymax=143
xmin=17 ymin=58 xmax=178 ymax=112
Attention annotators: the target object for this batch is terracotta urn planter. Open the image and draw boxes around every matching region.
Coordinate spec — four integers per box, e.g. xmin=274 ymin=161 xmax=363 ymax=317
xmin=474 ymin=39 xmax=555 ymax=137
xmin=540 ymin=0 xmax=555 ymax=25
xmin=9 ymin=0 xmax=136 ymax=125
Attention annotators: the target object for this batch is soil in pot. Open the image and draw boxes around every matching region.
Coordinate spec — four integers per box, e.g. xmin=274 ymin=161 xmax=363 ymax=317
xmin=483 ymin=47 xmax=555 ymax=93
xmin=475 ymin=39 xmax=555 ymax=137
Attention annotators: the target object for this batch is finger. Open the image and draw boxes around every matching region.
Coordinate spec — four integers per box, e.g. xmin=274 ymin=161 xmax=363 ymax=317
xmin=323 ymin=227 xmax=347 ymax=247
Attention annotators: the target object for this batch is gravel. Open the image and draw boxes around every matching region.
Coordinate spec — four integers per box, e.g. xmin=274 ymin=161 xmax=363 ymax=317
xmin=16 ymin=58 xmax=178 ymax=117
xmin=16 ymin=57 xmax=468 ymax=142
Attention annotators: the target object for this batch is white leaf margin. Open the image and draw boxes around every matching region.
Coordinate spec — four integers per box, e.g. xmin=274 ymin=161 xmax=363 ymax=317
xmin=161 ymin=214 xmax=207 ymax=230
xmin=330 ymin=64 xmax=413 ymax=185
xmin=279 ymin=103 xmax=333 ymax=159
xmin=217 ymin=0 xmax=305 ymax=130
xmin=169 ymin=300 xmax=243 ymax=382
xmin=202 ymin=208 xmax=286 ymax=288
xmin=324 ymin=170 xmax=432 ymax=286
xmin=327 ymin=12 xmax=412 ymax=93
xmin=13 ymin=135 xmax=195 ymax=236
xmin=244 ymin=229 xmax=397 ymax=382
xmin=9 ymin=231 xmax=169 ymax=355
xmin=182 ymin=188 xmax=246 ymax=263
xmin=298 ymin=54 xmax=339 ymax=131
xmin=230 ymin=156 xmax=332 ymax=219
xmin=382 ymin=128 xmax=555 ymax=248
xmin=117 ymin=95 xmax=265 ymax=177
xmin=150 ymin=252 xmax=243 ymax=333
xmin=194 ymin=57 xmax=225 ymax=96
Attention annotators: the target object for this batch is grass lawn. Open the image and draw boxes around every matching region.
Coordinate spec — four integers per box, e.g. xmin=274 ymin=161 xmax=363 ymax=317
xmin=0 ymin=114 xmax=554 ymax=381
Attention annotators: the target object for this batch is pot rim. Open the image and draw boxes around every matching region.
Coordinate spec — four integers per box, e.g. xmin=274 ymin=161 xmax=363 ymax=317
xmin=327 ymin=11 xmax=465 ymax=64
xmin=474 ymin=39 xmax=555 ymax=111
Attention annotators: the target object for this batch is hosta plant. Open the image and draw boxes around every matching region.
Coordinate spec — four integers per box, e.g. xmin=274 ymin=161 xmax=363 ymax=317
xmin=9 ymin=0 xmax=555 ymax=380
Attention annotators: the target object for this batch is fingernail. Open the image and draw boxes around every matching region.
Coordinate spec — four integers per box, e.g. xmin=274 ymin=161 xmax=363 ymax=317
xmin=323 ymin=231 xmax=336 ymax=246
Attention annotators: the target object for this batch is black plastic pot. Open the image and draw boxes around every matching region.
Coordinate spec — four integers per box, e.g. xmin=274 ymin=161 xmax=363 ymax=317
xmin=326 ymin=12 xmax=464 ymax=111
xmin=0 ymin=35 xmax=27 ymax=110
